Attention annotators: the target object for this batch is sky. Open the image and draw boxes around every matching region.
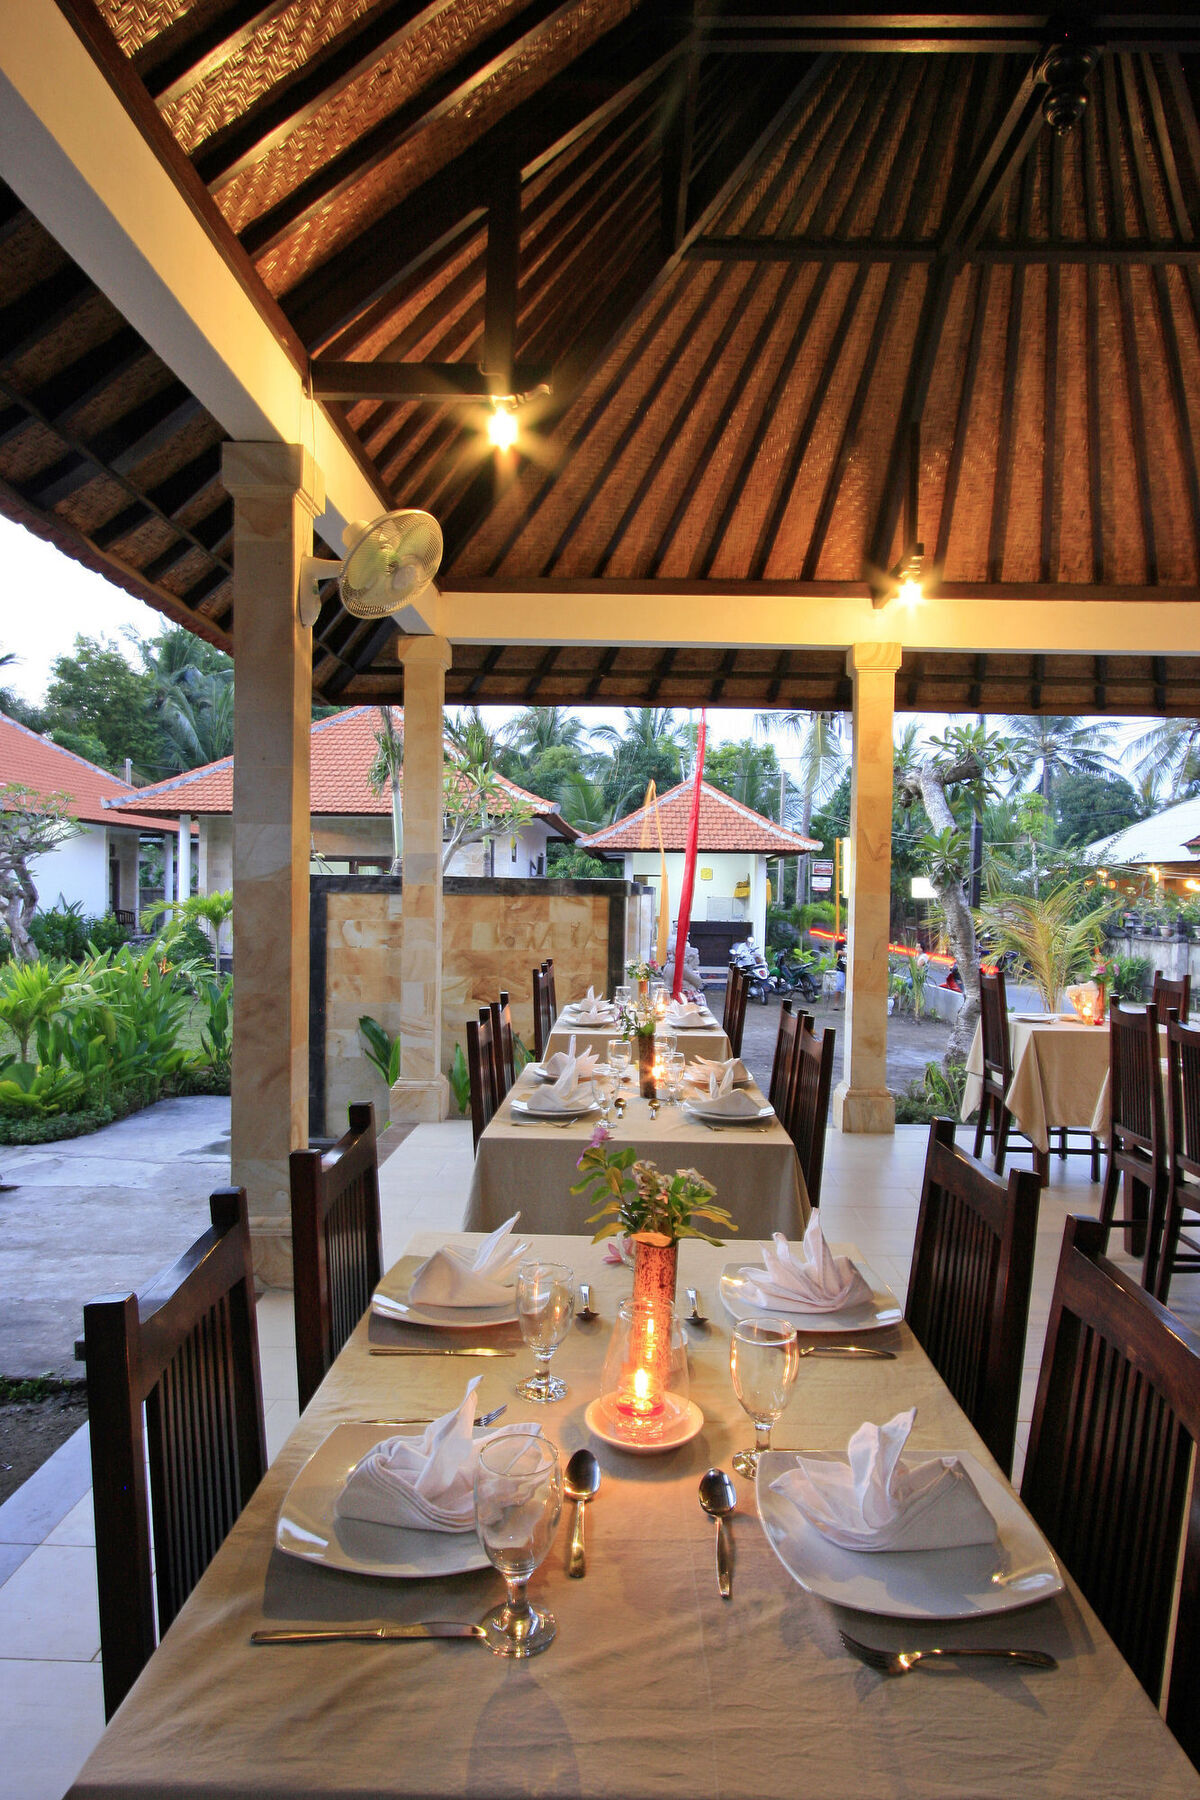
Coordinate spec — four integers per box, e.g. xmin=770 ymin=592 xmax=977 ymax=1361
xmin=0 ymin=512 xmax=1158 ymax=770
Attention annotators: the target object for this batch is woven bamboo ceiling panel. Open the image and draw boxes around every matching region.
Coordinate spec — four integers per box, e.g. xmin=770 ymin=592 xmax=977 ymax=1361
xmin=0 ymin=4 xmax=1197 ymax=712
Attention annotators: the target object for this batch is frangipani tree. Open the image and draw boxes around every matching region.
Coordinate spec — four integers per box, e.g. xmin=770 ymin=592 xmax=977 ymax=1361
xmin=0 ymin=785 xmax=82 ymax=963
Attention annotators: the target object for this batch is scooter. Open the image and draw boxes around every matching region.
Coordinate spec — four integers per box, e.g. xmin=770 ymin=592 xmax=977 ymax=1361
xmin=769 ymin=946 xmax=820 ymax=1002
xmin=730 ymin=937 xmax=772 ymax=1005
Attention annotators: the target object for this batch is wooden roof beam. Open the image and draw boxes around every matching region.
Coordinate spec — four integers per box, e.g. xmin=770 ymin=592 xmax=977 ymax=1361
xmin=691 ymin=17 xmax=1200 ymax=54
xmin=311 ymin=361 xmax=551 ymax=402
xmin=135 ymin=1 xmax=293 ymax=106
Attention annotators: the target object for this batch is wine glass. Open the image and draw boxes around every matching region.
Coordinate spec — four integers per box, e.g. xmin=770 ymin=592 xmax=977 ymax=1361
xmin=660 ymin=1028 xmax=678 ymax=1059
xmin=730 ymin=1318 xmax=800 ymax=1478
xmin=608 ymin=1037 xmax=631 ymax=1095
xmin=614 ymin=983 xmax=631 ymax=1009
xmin=591 ymin=1068 xmax=615 ymax=1124
xmin=474 ymin=1431 xmax=563 ymax=1657
xmin=664 ymin=1049 xmax=686 ymax=1103
xmin=516 ymin=1261 xmax=575 ymax=1401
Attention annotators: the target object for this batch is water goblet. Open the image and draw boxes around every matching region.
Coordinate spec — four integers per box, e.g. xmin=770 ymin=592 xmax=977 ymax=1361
xmin=614 ymin=983 xmax=631 ymax=1009
xmin=665 ymin=1049 xmax=686 ymax=1103
xmin=474 ymin=1431 xmax=563 ymax=1657
xmin=591 ymin=1069 xmax=615 ymax=1124
xmin=516 ymin=1261 xmax=575 ymax=1401
xmin=608 ymin=1038 xmax=631 ymax=1092
xmin=660 ymin=1028 xmax=678 ymax=1059
xmin=730 ymin=1318 xmax=800 ymax=1479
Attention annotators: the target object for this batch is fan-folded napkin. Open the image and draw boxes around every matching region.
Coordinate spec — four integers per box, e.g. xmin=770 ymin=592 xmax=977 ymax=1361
xmin=570 ymin=987 xmax=610 ymax=1020
xmin=687 ymin=1056 xmax=750 ymax=1088
xmin=523 ymin=1057 xmax=587 ymax=1113
xmin=688 ymin=1067 xmax=762 ymax=1119
xmin=770 ymin=1408 xmax=996 ymax=1552
xmin=664 ymin=1000 xmax=707 ymax=1027
xmin=740 ymin=1220 xmax=871 ymax=1311
xmin=541 ymin=1035 xmax=598 ymax=1080
xmin=335 ymin=1379 xmax=540 ymax=1532
xmin=389 ymin=1214 xmax=526 ymax=1309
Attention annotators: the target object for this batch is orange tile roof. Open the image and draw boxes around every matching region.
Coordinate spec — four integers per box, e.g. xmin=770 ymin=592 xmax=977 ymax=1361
xmin=103 ymin=706 xmax=576 ymax=837
xmin=580 ymin=780 xmax=820 ymax=854
xmin=0 ymin=712 xmax=173 ymax=833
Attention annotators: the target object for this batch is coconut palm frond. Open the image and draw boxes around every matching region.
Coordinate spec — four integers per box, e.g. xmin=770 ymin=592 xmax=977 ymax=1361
xmin=975 ymin=883 xmax=1113 ymax=1013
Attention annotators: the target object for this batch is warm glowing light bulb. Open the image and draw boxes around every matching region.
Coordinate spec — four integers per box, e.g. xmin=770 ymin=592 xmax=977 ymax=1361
xmin=487 ymin=406 xmax=517 ymax=450
xmin=896 ymin=574 xmax=924 ymax=605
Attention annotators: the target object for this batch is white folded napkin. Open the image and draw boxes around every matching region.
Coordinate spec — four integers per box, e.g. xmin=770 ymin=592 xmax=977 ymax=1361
xmin=399 ymin=1214 xmax=527 ymax=1308
xmin=687 ymin=1056 xmax=749 ymax=1088
xmin=664 ymin=1000 xmax=707 ymax=1027
xmin=770 ymin=1408 xmax=997 ymax=1552
xmin=569 ymin=986 xmax=611 ymax=1020
xmin=740 ymin=1220 xmax=872 ymax=1311
xmin=688 ymin=1082 xmax=762 ymax=1118
xmin=524 ymin=1057 xmax=586 ymax=1113
xmin=540 ymin=1035 xmax=599 ymax=1080
xmin=335 ymin=1379 xmax=541 ymax=1532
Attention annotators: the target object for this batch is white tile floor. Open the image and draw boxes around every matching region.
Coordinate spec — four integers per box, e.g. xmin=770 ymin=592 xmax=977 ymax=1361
xmin=0 ymin=1119 xmax=1181 ymax=1800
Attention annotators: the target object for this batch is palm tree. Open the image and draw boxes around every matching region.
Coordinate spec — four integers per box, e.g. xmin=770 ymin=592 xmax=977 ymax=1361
xmin=590 ymin=707 xmax=685 ymax=817
xmin=1129 ymin=718 xmax=1200 ymax=803
xmin=444 ymin=705 xmax=506 ymax=766
xmin=1003 ymin=715 xmax=1115 ymax=802
xmin=508 ymin=706 xmax=586 ymax=759
xmin=555 ymin=771 xmax=612 ymax=835
xmin=757 ymin=710 xmax=848 ymax=904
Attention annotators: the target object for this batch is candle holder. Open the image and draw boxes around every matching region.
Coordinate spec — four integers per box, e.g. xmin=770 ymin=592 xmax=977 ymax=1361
xmin=599 ymin=1297 xmax=689 ymax=1445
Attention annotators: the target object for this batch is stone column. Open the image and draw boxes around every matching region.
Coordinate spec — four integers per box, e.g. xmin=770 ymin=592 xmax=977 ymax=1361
xmin=177 ymin=814 xmax=192 ymax=902
xmin=222 ymin=442 xmax=324 ymax=1285
xmin=833 ymin=642 xmax=901 ymax=1135
xmin=390 ymin=634 xmax=453 ymax=1123
xmin=114 ymin=832 xmax=139 ymax=918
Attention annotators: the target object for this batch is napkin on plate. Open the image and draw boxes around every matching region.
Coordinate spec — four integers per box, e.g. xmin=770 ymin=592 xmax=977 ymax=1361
xmin=664 ymin=1000 xmax=707 ymax=1028
xmin=688 ymin=1072 xmax=763 ymax=1119
xmin=395 ymin=1214 xmax=527 ymax=1309
xmin=335 ymin=1378 xmax=541 ymax=1532
xmin=540 ymin=1034 xmax=599 ymax=1080
xmin=524 ymin=1057 xmax=587 ymax=1113
xmin=739 ymin=1219 xmax=872 ymax=1311
xmin=687 ymin=1055 xmax=750 ymax=1089
xmin=570 ymin=987 xmax=610 ymax=1020
xmin=770 ymin=1407 xmax=997 ymax=1553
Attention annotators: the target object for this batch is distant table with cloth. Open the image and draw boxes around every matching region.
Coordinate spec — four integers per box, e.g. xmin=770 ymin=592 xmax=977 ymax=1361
xmin=545 ymin=1007 xmax=731 ymax=1065
xmin=961 ymin=1015 xmax=1111 ymax=1158
xmin=464 ymin=1067 xmax=808 ymax=1239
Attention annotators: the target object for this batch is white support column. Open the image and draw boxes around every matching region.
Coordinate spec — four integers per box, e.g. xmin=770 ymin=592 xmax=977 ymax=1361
xmin=390 ymin=635 xmax=453 ymax=1124
xmin=222 ymin=442 xmax=323 ymax=1285
xmin=177 ymin=815 xmax=191 ymax=903
xmin=162 ymin=832 xmax=174 ymax=912
xmin=833 ymin=642 xmax=901 ymax=1135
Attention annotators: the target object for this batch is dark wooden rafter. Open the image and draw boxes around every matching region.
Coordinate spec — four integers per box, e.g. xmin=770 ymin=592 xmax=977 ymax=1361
xmin=283 ymin=29 xmax=680 ymax=349
xmin=0 ymin=326 xmax=146 ymax=450
xmin=465 ymin=643 xmax=506 ymax=699
xmin=765 ymin=649 xmax=792 ymax=704
xmin=986 ymin=152 xmax=1036 ymax=584
xmin=90 ymin=444 xmax=224 ymax=553
xmin=1030 ymin=653 xmax=1046 ymax=709
xmin=134 ymin=1 xmax=292 ymax=104
xmin=312 ymin=362 xmax=548 ymax=401
xmin=660 ymin=3 xmax=700 ymax=257
xmin=967 ymin=653 xmax=988 ymax=708
xmin=686 ymin=237 xmax=1200 ymax=264
xmin=24 ymin=385 xmax=203 ymax=510
xmin=522 ymin=644 xmax=560 ymax=701
xmin=709 ymin=647 xmax=738 ymax=703
xmin=236 ymin=0 xmax=603 ymax=260
xmin=1154 ymin=655 xmax=1168 ymax=711
xmin=692 ymin=17 xmax=1200 ymax=56
xmin=585 ymin=646 xmax=620 ymax=700
xmin=647 ymin=646 xmax=677 ymax=701
xmin=1094 ymin=654 xmax=1109 ymax=709
xmin=483 ymin=145 xmax=522 ymax=393
xmin=0 ymin=265 xmax=93 ymax=368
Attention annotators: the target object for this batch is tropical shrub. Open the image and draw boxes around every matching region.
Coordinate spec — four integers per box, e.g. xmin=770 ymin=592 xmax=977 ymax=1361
xmin=28 ymin=904 xmax=128 ymax=962
xmin=975 ymin=881 xmax=1114 ymax=1015
xmin=893 ymin=1059 xmax=969 ymax=1124
xmin=359 ymin=1015 xmax=401 ymax=1088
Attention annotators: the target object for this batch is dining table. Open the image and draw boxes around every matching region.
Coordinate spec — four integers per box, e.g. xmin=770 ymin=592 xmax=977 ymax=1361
xmin=544 ymin=1003 xmax=732 ymax=1065
xmin=65 ymin=1229 xmax=1200 ymax=1800
xmin=463 ymin=1064 xmax=809 ymax=1239
xmin=961 ymin=1012 xmax=1111 ymax=1157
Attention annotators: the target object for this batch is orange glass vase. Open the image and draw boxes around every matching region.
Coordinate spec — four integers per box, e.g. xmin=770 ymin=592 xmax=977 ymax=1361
xmin=632 ymin=1232 xmax=678 ymax=1309
xmin=638 ymin=1034 xmax=657 ymax=1098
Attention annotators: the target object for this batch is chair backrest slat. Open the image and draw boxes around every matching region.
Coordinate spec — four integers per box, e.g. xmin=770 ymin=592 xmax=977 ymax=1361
xmin=1022 ymin=1215 xmax=1200 ymax=1769
xmin=84 ymin=1188 xmax=266 ymax=1719
xmin=723 ymin=965 xmax=749 ymax=1057
xmin=769 ymin=1001 xmax=801 ymax=1115
xmin=978 ymin=967 xmax=1012 ymax=1085
xmin=1152 ymin=971 xmax=1190 ymax=1025
xmin=532 ymin=966 xmax=554 ymax=1062
xmin=467 ymin=1009 xmax=499 ymax=1151
xmin=1108 ymin=1002 xmax=1164 ymax=1156
xmin=905 ymin=1118 xmax=1041 ymax=1475
xmin=786 ymin=1022 xmax=835 ymax=1210
xmin=289 ymin=1104 xmax=382 ymax=1413
xmin=489 ymin=991 xmax=515 ymax=1097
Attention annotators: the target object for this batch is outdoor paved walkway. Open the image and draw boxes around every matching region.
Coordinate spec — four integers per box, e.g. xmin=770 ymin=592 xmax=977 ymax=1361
xmin=0 ymin=1098 xmax=231 ymax=1378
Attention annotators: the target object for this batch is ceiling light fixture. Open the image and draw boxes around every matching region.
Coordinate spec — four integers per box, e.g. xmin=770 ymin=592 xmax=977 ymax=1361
xmin=487 ymin=402 xmax=518 ymax=451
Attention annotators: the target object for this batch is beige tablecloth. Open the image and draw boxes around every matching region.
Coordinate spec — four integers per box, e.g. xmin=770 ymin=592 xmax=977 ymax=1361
xmin=464 ymin=1068 xmax=808 ymax=1239
xmin=961 ymin=1017 xmax=1111 ymax=1154
xmin=68 ymin=1232 xmax=1200 ymax=1800
xmin=545 ymin=1009 xmax=731 ymax=1065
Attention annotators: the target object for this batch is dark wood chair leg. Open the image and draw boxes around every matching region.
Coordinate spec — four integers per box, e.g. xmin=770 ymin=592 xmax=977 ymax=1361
xmin=1090 ymin=1135 xmax=1101 ymax=1183
xmin=994 ymin=1105 xmax=1010 ymax=1176
xmin=972 ymin=1101 xmax=987 ymax=1161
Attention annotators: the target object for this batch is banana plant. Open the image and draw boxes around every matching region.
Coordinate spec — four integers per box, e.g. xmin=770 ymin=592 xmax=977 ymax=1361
xmin=359 ymin=1015 xmax=400 ymax=1088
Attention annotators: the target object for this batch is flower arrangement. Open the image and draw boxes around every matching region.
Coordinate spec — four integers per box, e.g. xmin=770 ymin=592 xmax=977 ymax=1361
xmin=570 ymin=1124 xmax=735 ymax=1246
xmin=625 ymin=958 xmax=659 ymax=983
xmin=1092 ymin=955 xmax=1115 ymax=986
xmin=618 ymin=1001 xmax=657 ymax=1039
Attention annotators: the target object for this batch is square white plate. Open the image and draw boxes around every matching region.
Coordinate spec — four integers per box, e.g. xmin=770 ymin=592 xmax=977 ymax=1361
xmin=276 ymin=1423 xmax=490 ymax=1579
xmin=755 ymin=1448 xmax=1063 ymax=1619
xmin=719 ymin=1251 xmax=901 ymax=1332
xmin=372 ymin=1258 xmax=518 ymax=1330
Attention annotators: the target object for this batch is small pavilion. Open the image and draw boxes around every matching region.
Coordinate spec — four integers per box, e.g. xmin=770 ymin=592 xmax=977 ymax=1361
xmin=0 ymin=4 xmax=1198 ymax=1277
xmin=580 ymin=779 xmax=819 ymax=952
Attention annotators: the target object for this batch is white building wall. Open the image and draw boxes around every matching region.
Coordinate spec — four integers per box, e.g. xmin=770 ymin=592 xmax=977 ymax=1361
xmin=626 ymin=849 xmax=772 ymax=943
xmin=28 ymin=825 xmax=109 ymax=916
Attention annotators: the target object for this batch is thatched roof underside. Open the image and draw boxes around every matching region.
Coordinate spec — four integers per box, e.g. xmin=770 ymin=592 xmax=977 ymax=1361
xmin=0 ymin=4 xmax=1197 ymax=712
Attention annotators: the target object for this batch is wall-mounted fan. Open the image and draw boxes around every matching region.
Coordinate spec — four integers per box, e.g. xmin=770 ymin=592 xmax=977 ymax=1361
xmin=298 ymin=510 xmax=443 ymax=627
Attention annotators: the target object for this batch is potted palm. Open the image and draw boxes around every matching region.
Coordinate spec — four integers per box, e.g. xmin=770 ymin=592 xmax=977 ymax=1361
xmin=975 ymin=881 xmax=1113 ymax=1016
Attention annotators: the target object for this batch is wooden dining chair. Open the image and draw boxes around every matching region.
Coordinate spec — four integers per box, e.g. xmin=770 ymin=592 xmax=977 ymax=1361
xmin=540 ymin=957 xmax=558 ymax=1018
xmin=1097 ymin=1001 xmax=1166 ymax=1274
xmin=83 ymin=1187 xmax=267 ymax=1719
xmin=531 ymin=965 xmax=554 ymax=1062
xmin=1150 ymin=1014 xmax=1200 ymax=1304
xmin=1151 ymin=970 xmax=1191 ymax=1024
xmin=722 ymin=964 xmax=749 ymax=1057
xmin=1022 ymin=1214 xmax=1200 ymax=1769
xmin=488 ymin=991 xmax=516 ymax=1098
xmin=786 ymin=1021 xmax=836 ymax=1210
xmin=972 ymin=966 xmax=1017 ymax=1170
xmin=768 ymin=1000 xmax=803 ymax=1117
xmin=905 ymin=1117 xmax=1041 ymax=1477
xmin=467 ymin=1005 xmax=499 ymax=1151
xmin=290 ymin=1102 xmax=382 ymax=1413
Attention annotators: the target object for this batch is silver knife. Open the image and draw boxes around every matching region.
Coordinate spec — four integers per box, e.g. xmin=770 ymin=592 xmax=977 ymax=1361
xmin=355 ymin=1405 xmax=508 ymax=1428
xmin=797 ymin=1345 xmax=897 ymax=1359
xmin=368 ymin=1346 xmax=515 ymax=1357
xmin=252 ymin=1623 xmax=486 ymax=1645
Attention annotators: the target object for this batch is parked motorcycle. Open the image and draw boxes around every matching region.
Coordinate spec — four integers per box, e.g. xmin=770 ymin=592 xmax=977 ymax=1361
xmin=730 ymin=937 xmax=772 ymax=1005
xmin=768 ymin=946 xmax=820 ymax=1002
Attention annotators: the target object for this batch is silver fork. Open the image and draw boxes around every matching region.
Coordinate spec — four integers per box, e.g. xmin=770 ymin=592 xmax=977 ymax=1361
xmin=839 ymin=1630 xmax=1057 ymax=1675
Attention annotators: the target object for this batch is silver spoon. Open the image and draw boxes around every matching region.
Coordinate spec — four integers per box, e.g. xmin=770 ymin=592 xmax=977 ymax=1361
xmin=564 ymin=1448 xmax=601 ymax=1578
xmin=685 ymin=1287 xmax=708 ymax=1326
xmin=576 ymin=1282 xmax=598 ymax=1323
xmin=698 ymin=1468 xmax=736 ymax=1600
